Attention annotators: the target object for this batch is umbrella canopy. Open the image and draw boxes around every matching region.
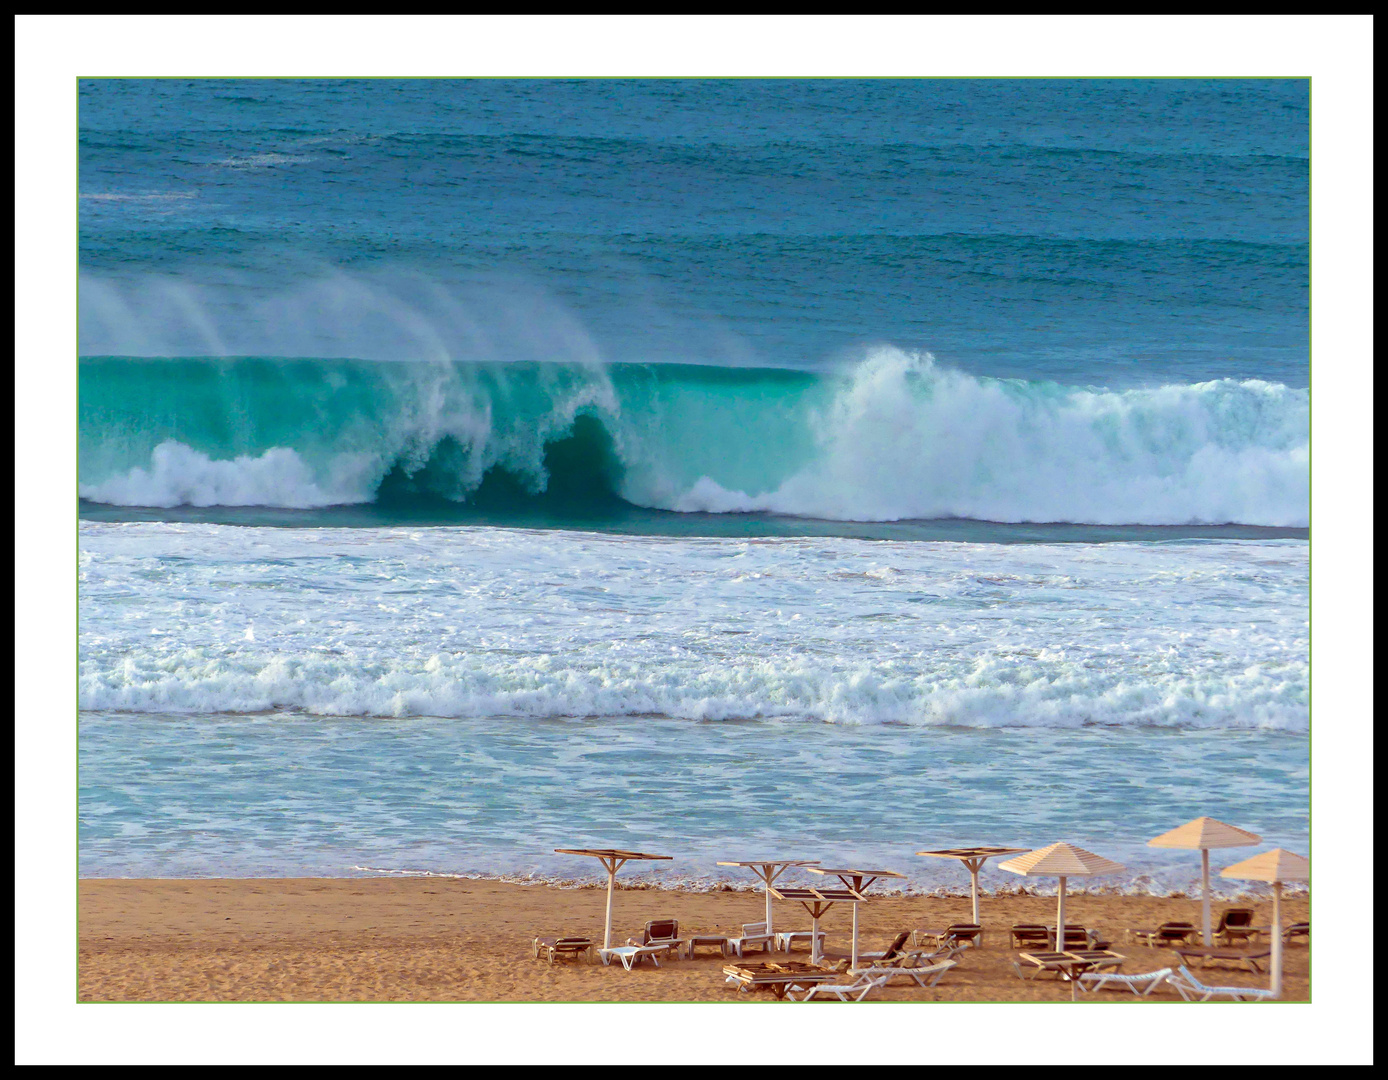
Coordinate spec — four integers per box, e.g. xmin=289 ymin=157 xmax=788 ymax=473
xmin=999 ymin=842 xmax=1125 ymax=996
xmin=1221 ymin=848 xmax=1309 ymax=999
xmin=767 ymin=883 xmax=865 ymax=964
xmin=716 ymin=859 xmax=819 ymax=937
xmin=554 ymin=848 xmax=672 ymax=949
xmin=1220 ymin=848 xmax=1309 ymax=883
xmin=916 ymin=846 xmax=1028 ymax=925
xmin=807 ymin=867 xmax=906 ymax=969
xmin=1149 ymin=817 xmax=1262 ymax=945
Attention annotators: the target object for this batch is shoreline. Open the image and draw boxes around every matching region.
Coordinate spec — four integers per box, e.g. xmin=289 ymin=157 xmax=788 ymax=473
xmin=79 ymin=868 xmax=1309 ymax=901
xmin=79 ymin=877 xmax=1310 ymax=1003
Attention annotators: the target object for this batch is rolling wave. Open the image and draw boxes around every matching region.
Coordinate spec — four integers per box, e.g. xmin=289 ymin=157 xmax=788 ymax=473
xmin=79 ymin=348 xmax=1308 ymax=527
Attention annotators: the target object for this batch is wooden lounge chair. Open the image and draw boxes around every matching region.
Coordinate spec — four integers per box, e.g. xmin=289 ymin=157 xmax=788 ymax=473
xmin=726 ymin=921 xmax=775 ymax=958
xmin=1172 ymin=945 xmax=1273 ymax=973
xmin=1169 ymin=965 xmax=1277 ymax=1002
xmin=1283 ymin=921 xmax=1310 ymax=945
xmin=794 ymin=973 xmax=892 ymax=1002
xmin=1011 ymin=952 xmax=1071 ymax=981
xmin=891 ymin=941 xmax=969 ymax=968
xmin=1010 ymin=924 xmax=1051 ymax=949
xmin=1012 ymin=950 xmax=1124 ymax=982
xmin=1076 ymin=967 xmax=1174 ymax=996
xmin=532 ymin=935 xmax=595 ymax=964
xmin=1213 ymin=908 xmax=1260 ymax=946
xmin=851 ymin=959 xmax=957 ymax=989
xmin=819 ymin=931 xmax=912 ymax=966
xmin=627 ymin=918 xmax=681 ymax=957
xmin=912 ymin=923 xmax=983 ymax=950
xmin=1128 ymin=921 xmax=1198 ymax=948
xmin=1053 ymin=924 xmax=1108 ymax=949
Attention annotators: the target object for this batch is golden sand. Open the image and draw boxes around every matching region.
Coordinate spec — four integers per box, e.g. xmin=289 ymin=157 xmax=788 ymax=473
xmin=78 ymin=877 xmax=1309 ymax=1003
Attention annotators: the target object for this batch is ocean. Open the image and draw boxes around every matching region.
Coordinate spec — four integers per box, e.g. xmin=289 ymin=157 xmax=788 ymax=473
xmin=78 ymin=78 xmax=1309 ymax=895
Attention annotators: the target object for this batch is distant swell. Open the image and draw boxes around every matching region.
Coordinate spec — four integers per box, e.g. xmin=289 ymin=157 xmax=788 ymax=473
xmin=79 ymin=349 xmax=1309 ymax=527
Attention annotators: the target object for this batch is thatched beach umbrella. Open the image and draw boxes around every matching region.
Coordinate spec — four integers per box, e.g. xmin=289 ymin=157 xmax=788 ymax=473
xmin=1148 ymin=816 xmax=1261 ymax=945
xmin=715 ymin=859 xmax=820 ymax=937
xmin=916 ymin=846 xmax=1028 ymax=925
xmin=554 ymin=848 xmax=672 ymax=949
xmin=1220 ymin=847 xmax=1308 ymax=999
xmin=998 ymin=843 xmax=1126 ymax=951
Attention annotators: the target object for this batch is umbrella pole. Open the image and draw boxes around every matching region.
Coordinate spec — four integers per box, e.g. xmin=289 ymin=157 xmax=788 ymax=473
xmin=1201 ymin=848 xmax=1212 ymax=946
xmin=968 ymin=860 xmax=982 ymax=926
xmin=763 ymin=868 xmax=774 ymax=939
xmin=1271 ymin=881 xmax=1283 ymax=999
xmin=811 ymin=910 xmax=821 ymax=964
xmin=603 ymin=860 xmax=618 ymax=950
xmin=1056 ymin=876 xmax=1066 ymax=951
xmin=851 ymin=901 xmax=860 ymax=970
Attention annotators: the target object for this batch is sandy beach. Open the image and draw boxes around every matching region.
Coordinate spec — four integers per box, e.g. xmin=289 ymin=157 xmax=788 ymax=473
xmin=78 ymin=878 xmax=1309 ymax=1003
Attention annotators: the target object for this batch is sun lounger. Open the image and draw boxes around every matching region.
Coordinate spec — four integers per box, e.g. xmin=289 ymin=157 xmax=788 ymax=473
xmin=1172 ymin=945 xmax=1273 ymax=973
xmin=1050 ymin=924 xmax=1108 ymax=949
xmin=598 ymin=943 xmax=671 ymax=970
xmin=1283 ymin=921 xmax=1310 ymax=945
xmin=1128 ymin=921 xmax=1198 ymax=948
xmin=533 ymin=935 xmax=595 ymax=964
xmin=726 ymin=921 xmax=775 ymax=958
xmin=885 ymin=941 xmax=968 ymax=968
xmin=1169 ymin=965 xmax=1278 ymax=1002
xmin=913 ymin=923 xmax=983 ymax=950
xmin=1076 ymin=967 xmax=1174 ymax=996
xmin=1010 ymin=924 xmax=1051 ymax=949
xmin=794 ymin=973 xmax=892 ymax=1002
xmin=818 ymin=931 xmax=912 ymax=967
xmin=851 ymin=959 xmax=957 ymax=988
xmin=1013 ymin=950 xmax=1124 ymax=982
xmin=774 ymin=929 xmax=826 ymax=953
xmin=1213 ymin=908 xmax=1260 ymax=946
xmin=627 ymin=918 xmax=682 ymax=957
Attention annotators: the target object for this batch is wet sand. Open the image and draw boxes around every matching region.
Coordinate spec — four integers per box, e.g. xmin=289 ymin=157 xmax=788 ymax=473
xmin=78 ymin=878 xmax=1309 ymax=1003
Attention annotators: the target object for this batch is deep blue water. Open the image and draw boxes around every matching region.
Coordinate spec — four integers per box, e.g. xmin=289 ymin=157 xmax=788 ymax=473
xmin=80 ymin=79 xmax=1308 ymax=385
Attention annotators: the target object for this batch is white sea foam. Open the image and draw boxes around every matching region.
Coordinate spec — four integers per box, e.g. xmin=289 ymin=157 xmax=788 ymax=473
xmin=78 ymin=522 xmax=1309 ymax=730
xmin=78 ymin=441 xmax=376 ymax=508
xmin=669 ymin=350 xmax=1309 ymax=527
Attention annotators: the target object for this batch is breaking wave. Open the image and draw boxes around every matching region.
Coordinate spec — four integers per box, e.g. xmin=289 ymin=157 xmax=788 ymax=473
xmin=79 ymin=348 xmax=1308 ymax=527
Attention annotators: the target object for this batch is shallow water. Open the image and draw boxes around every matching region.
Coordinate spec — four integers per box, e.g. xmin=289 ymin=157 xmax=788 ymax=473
xmin=78 ymin=711 xmax=1308 ymax=894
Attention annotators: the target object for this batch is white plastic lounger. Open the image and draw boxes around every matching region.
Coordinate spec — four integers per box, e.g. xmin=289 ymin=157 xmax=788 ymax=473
xmin=1077 ymin=967 xmax=1174 ymax=996
xmin=774 ymin=929 xmax=826 ymax=953
xmin=899 ymin=941 xmax=968 ymax=965
xmin=597 ymin=944 xmax=670 ymax=971
xmin=1169 ymin=965 xmax=1278 ymax=1002
xmin=726 ymin=922 xmax=775 ymax=958
xmin=851 ymin=959 xmax=956 ymax=988
xmin=795 ymin=973 xmax=891 ymax=1002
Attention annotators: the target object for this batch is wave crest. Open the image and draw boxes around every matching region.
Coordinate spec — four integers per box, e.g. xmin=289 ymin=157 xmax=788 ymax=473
xmin=78 ymin=349 xmax=1308 ymax=526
